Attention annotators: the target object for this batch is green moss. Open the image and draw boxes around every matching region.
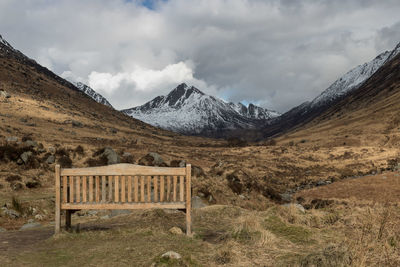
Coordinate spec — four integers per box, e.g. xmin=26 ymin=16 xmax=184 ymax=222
xmin=264 ymin=215 xmax=312 ymax=244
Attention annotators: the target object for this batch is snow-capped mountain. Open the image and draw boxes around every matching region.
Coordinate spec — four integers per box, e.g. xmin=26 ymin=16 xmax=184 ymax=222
xmin=75 ymin=82 xmax=113 ymax=108
xmin=122 ymin=83 xmax=279 ymax=136
xmin=262 ymin=41 xmax=400 ymax=138
xmin=311 ymin=42 xmax=400 ymax=107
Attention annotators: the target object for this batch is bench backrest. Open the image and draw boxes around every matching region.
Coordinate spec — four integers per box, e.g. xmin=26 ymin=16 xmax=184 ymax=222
xmin=55 ymin=163 xmax=191 ymax=207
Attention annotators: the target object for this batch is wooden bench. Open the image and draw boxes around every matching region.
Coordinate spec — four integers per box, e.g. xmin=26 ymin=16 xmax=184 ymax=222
xmin=54 ymin=163 xmax=192 ymax=235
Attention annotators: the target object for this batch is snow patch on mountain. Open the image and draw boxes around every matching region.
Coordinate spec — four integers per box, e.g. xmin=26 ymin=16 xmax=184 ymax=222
xmin=122 ymin=83 xmax=278 ymax=134
xmin=311 ymin=43 xmax=400 ymax=107
xmin=76 ymin=82 xmax=113 ymax=108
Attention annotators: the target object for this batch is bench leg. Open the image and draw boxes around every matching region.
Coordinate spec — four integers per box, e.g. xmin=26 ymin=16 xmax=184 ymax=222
xmin=66 ymin=210 xmax=72 ymax=230
xmin=186 ymin=207 xmax=191 ymax=236
xmin=55 ymin=207 xmax=61 ymax=234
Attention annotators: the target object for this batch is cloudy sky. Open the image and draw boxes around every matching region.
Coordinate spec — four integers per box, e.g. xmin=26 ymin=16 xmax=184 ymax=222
xmin=1 ymin=0 xmax=400 ymax=112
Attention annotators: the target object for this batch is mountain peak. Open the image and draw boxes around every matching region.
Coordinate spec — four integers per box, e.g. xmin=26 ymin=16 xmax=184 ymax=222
xmin=75 ymin=82 xmax=113 ymax=108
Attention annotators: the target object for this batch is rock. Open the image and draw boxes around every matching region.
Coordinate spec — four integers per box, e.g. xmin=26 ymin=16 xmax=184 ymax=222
xmin=161 ymin=251 xmax=182 ymax=260
xmin=0 ymin=90 xmax=10 ymax=98
xmin=280 ymin=192 xmax=292 ymax=203
xmin=34 ymin=214 xmax=44 ymax=220
xmin=138 ymin=152 xmax=165 ymax=166
xmin=316 ymin=180 xmax=331 ymax=186
xmin=87 ymin=210 xmax=98 ymax=216
xmin=192 ymin=165 xmax=205 ymax=177
xmin=191 ymin=196 xmax=207 ymax=209
xmin=283 ymin=203 xmax=305 ymax=213
xmin=122 ymin=152 xmax=132 ymax=158
xmin=46 ymin=155 xmax=55 ymax=164
xmin=3 ymin=208 xmax=21 ymax=219
xmin=0 ymin=227 xmax=6 ymax=232
xmin=48 ymin=147 xmax=55 ymax=154
xmin=169 ymin=227 xmax=183 ymax=235
xmin=10 ymin=181 xmax=24 ymax=191
xmin=20 ymin=222 xmax=42 ymax=230
xmin=6 ymin=136 xmax=18 ymax=142
xmin=100 ymin=215 xmax=110 ymax=220
xmin=110 ymin=210 xmax=131 ymax=217
xmin=20 ymin=151 xmax=32 ymax=164
xmin=103 ymin=147 xmax=120 ymax=165
xmin=170 ymin=160 xmax=186 ymax=167
xmin=24 ymin=140 xmax=38 ymax=148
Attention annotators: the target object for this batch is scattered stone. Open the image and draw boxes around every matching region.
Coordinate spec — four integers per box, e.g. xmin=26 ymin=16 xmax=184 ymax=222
xmin=191 ymin=196 xmax=207 ymax=209
xmin=24 ymin=140 xmax=38 ymax=148
xmin=110 ymin=210 xmax=131 ymax=217
xmin=87 ymin=210 xmax=98 ymax=216
xmin=110 ymin=128 xmax=118 ymax=134
xmin=20 ymin=222 xmax=42 ymax=230
xmin=20 ymin=118 xmax=28 ymax=123
xmin=138 ymin=152 xmax=165 ymax=166
xmin=100 ymin=215 xmax=110 ymax=220
xmin=102 ymin=147 xmax=120 ymax=165
xmin=170 ymin=160 xmax=186 ymax=167
xmin=46 ymin=155 xmax=55 ymax=164
xmin=280 ymin=192 xmax=292 ymax=203
xmin=20 ymin=151 xmax=33 ymax=164
xmin=10 ymin=181 xmax=24 ymax=191
xmin=169 ymin=227 xmax=183 ymax=235
xmin=192 ymin=165 xmax=205 ymax=177
xmin=6 ymin=136 xmax=18 ymax=142
xmin=0 ymin=90 xmax=10 ymax=98
xmin=48 ymin=147 xmax=55 ymax=154
xmin=161 ymin=251 xmax=182 ymax=260
xmin=34 ymin=214 xmax=44 ymax=221
xmin=0 ymin=227 xmax=6 ymax=232
xmin=3 ymin=208 xmax=21 ymax=219
xmin=283 ymin=203 xmax=305 ymax=213
xmin=122 ymin=152 xmax=132 ymax=158
xmin=316 ymin=180 xmax=331 ymax=186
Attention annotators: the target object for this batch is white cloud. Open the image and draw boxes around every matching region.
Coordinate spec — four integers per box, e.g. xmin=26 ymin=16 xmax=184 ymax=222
xmin=0 ymin=0 xmax=399 ymax=111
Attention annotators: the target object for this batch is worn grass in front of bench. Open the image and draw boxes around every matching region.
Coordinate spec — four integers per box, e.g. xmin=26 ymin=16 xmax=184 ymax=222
xmin=55 ymin=163 xmax=192 ymax=235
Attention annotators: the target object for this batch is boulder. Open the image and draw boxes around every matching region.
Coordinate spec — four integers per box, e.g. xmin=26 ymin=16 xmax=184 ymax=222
xmin=169 ymin=227 xmax=183 ymax=235
xmin=20 ymin=151 xmax=32 ymax=164
xmin=20 ymin=222 xmax=42 ymax=230
xmin=138 ymin=152 xmax=165 ymax=166
xmin=191 ymin=196 xmax=207 ymax=209
xmin=283 ymin=203 xmax=305 ymax=213
xmin=103 ymin=147 xmax=120 ymax=165
xmin=0 ymin=90 xmax=10 ymax=98
xmin=6 ymin=136 xmax=18 ymax=142
xmin=24 ymin=140 xmax=38 ymax=148
xmin=3 ymin=208 xmax=21 ymax=219
xmin=46 ymin=155 xmax=55 ymax=164
xmin=161 ymin=251 xmax=182 ymax=260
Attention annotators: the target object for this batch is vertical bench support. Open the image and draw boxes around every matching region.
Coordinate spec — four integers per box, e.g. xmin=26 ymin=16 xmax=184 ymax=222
xmin=186 ymin=164 xmax=192 ymax=236
xmin=55 ymin=164 xmax=61 ymax=234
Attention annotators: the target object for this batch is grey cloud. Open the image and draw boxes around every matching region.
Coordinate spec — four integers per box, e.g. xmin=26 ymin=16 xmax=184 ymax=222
xmin=0 ymin=0 xmax=399 ymax=112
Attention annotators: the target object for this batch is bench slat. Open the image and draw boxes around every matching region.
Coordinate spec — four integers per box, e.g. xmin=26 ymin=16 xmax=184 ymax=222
xmin=154 ymin=176 xmax=158 ymax=202
xmin=76 ymin=176 xmax=81 ymax=203
xmin=61 ymin=164 xmax=186 ymax=176
xmin=134 ymin=176 xmax=138 ymax=202
xmin=173 ymin=176 xmax=177 ymax=202
xmin=167 ymin=176 xmax=171 ymax=201
xmin=82 ymin=176 xmax=87 ymax=202
xmin=108 ymin=176 xmax=113 ymax=203
xmin=63 ymin=176 xmax=67 ymax=203
xmin=69 ymin=176 xmax=74 ymax=203
xmin=121 ymin=176 xmax=126 ymax=203
xmin=127 ymin=176 xmax=132 ymax=202
xmin=101 ymin=176 xmax=106 ymax=203
xmin=160 ymin=176 xmax=164 ymax=202
xmin=89 ymin=176 xmax=94 ymax=202
xmin=96 ymin=176 xmax=100 ymax=203
xmin=147 ymin=176 xmax=151 ymax=202
xmin=180 ymin=176 xmax=184 ymax=202
xmin=114 ymin=175 xmax=119 ymax=202
xmin=140 ymin=176 xmax=145 ymax=202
